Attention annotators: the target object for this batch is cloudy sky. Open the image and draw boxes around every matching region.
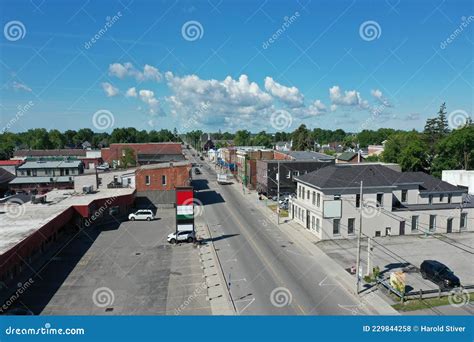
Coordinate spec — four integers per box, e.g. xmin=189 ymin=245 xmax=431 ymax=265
xmin=0 ymin=0 xmax=472 ymax=133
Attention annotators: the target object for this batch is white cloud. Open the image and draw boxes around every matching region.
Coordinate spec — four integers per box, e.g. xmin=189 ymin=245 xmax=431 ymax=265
xmin=329 ymin=85 xmax=369 ymax=110
xmin=125 ymin=87 xmax=137 ymax=98
xmin=371 ymin=89 xmax=391 ymax=107
xmin=166 ymin=72 xmax=274 ymax=129
xmin=108 ymin=62 xmax=162 ymax=82
xmin=264 ymin=77 xmax=304 ymax=107
xmin=101 ymin=82 xmax=119 ymax=97
xmin=139 ymin=89 xmax=160 ymax=114
xmin=12 ymin=81 xmax=32 ymax=92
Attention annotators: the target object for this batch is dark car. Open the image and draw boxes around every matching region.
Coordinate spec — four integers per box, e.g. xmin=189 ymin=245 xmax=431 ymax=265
xmin=194 ymin=168 xmax=201 ymax=175
xmin=420 ymin=260 xmax=460 ymax=289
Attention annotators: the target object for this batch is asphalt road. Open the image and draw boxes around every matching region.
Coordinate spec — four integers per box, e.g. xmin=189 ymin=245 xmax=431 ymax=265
xmin=187 ymin=149 xmax=370 ymax=315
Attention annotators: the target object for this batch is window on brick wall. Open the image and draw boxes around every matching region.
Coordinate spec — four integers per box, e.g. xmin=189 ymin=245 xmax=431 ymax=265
xmin=161 ymin=175 xmax=166 ymax=185
xmin=145 ymin=175 xmax=150 ymax=185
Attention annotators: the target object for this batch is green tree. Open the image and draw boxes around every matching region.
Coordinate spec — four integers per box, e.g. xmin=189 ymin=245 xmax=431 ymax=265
xmin=49 ymin=129 xmax=65 ymax=149
xmin=120 ymin=147 xmax=136 ymax=168
xmin=234 ymin=130 xmax=251 ymax=146
xmin=292 ymin=124 xmax=312 ymax=150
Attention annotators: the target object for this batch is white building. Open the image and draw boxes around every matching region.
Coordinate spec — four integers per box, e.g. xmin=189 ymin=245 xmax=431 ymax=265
xmin=442 ymin=170 xmax=474 ymax=195
xmin=290 ymin=164 xmax=473 ymax=240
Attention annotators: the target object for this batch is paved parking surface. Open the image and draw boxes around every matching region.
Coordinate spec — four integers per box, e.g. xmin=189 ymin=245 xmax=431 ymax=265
xmin=318 ymin=232 xmax=474 ymax=293
xmin=10 ymin=209 xmax=211 ymax=315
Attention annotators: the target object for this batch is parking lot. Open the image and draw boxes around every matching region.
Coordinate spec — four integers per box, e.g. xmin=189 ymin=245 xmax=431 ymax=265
xmin=10 ymin=209 xmax=211 ymax=315
xmin=318 ymin=232 xmax=474 ymax=294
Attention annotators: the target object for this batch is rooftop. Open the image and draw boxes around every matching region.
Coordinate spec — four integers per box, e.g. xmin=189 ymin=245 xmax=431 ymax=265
xmin=0 ymin=160 xmax=24 ymax=166
xmin=14 ymin=149 xmax=87 ymax=158
xmin=296 ymin=164 xmax=465 ymax=193
xmin=0 ymin=188 xmax=134 ymax=255
xmin=137 ymin=161 xmax=190 ymax=171
xmin=282 ymin=151 xmax=334 ymax=161
xmin=336 ymin=151 xmax=358 ymax=161
xmin=18 ymin=160 xmax=83 ymax=169
xmin=9 ymin=176 xmax=74 ymax=184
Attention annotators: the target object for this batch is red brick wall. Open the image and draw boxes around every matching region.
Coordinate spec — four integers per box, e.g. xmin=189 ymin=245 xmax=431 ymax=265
xmin=135 ymin=165 xmax=191 ymax=191
xmin=101 ymin=143 xmax=182 ymax=164
xmin=273 ymin=151 xmax=292 ymax=160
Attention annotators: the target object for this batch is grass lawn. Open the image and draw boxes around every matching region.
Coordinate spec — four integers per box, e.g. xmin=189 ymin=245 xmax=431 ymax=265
xmin=392 ymin=292 xmax=474 ymax=312
xmin=267 ymin=204 xmax=289 ymax=217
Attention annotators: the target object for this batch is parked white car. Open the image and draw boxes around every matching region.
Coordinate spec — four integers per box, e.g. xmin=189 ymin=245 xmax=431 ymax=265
xmin=96 ymin=163 xmax=109 ymax=170
xmin=167 ymin=230 xmax=196 ymax=244
xmin=128 ymin=209 xmax=154 ymax=221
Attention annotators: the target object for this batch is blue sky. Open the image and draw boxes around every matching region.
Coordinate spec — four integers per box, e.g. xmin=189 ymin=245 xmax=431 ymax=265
xmin=0 ymin=0 xmax=472 ymax=133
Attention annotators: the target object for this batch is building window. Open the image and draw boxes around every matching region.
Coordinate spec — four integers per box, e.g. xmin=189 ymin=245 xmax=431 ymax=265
xmin=145 ymin=175 xmax=151 ymax=185
xmin=348 ymin=218 xmax=355 ymax=235
xmin=428 ymin=195 xmax=433 ymax=204
xmin=448 ymin=194 xmax=452 ymax=204
xmin=317 ymin=193 xmax=321 ymax=207
xmin=161 ymin=175 xmax=166 ymax=185
xmin=356 ymin=194 xmax=360 ymax=208
xmin=316 ymin=218 xmax=320 ymax=232
xmin=312 ymin=191 xmax=315 ymax=205
xmin=334 ymin=194 xmax=341 ymax=200
xmin=292 ymin=171 xmax=299 ymax=177
xmin=375 ymin=231 xmax=381 ymax=237
xmin=307 ymin=190 xmax=310 ymax=200
xmin=401 ymin=190 xmax=407 ymax=203
xmin=298 ymin=186 xmax=301 ymax=198
xmin=311 ymin=216 xmax=315 ymax=230
xmin=376 ymin=193 xmax=383 ymax=207
xmin=302 ymin=188 xmax=305 ymax=200
xmin=439 ymin=194 xmax=444 ymax=202
xmin=333 ymin=219 xmax=340 ymax=235
xmin=429 ymin=215 xmax=436 ymax=231
xmin=460 ymin=213 xmax=467 ymax=229
xmin=411 ymin=215 xmax=418 ymax=231
xmin=286 ymin=171 xmax=291 ymax=179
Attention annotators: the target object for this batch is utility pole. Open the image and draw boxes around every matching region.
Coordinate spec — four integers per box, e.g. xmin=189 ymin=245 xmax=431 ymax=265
xmin=277 ymin=161 xmax=280 ymax=225
xmin=366 ymin=237 xmax=371 ymax=277
xmin=356 ymin=180 xmax=363 ymax=294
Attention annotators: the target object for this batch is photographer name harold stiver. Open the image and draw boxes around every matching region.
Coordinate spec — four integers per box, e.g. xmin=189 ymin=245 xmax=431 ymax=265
xmin=420 ymin=325 xmax=466 ymax=333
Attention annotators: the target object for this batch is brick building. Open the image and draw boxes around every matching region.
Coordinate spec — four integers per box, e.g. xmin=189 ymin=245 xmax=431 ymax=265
xmin=101 ymin=143 xmax=184 ymax=166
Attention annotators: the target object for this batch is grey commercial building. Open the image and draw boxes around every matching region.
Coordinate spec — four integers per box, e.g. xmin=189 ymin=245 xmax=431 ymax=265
xmin=256 ymin=151 xmax=334 ymax=197
xmin=290 ymin=164 xmax=473 ymax=240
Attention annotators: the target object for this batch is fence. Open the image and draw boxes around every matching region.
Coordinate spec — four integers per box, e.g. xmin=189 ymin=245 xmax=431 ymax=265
xmin=377 ymin=278 xmax=474 ymax=302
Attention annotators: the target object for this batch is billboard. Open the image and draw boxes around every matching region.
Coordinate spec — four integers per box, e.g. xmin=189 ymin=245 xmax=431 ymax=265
xmin=323 ymin=200 xmax=342 ymax=219
xmin=176 ymin=186 xmax=194 ymax=233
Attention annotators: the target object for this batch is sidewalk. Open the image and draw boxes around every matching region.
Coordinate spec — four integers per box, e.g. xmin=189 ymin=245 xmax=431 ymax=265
xmin=226 ymin=177 xmax=399 ymax=315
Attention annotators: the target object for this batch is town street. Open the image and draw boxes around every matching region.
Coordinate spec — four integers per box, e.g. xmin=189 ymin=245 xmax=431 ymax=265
xmin=187 ymin=149 xmax=375 ymax=315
